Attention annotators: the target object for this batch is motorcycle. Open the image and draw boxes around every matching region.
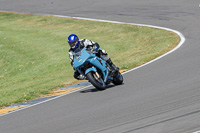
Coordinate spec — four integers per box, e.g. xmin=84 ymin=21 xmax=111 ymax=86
xmin=73 ymin=47 xmax=123 ymax=90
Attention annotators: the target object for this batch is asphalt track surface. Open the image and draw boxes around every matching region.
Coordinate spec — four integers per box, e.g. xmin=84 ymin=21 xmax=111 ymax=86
xmin=0 ymin=0 xmax=200 ymax=133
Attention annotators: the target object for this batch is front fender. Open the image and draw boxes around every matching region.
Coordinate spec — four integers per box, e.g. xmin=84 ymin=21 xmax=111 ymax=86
xmin=85 ymin=67 xmax=97 ymax=75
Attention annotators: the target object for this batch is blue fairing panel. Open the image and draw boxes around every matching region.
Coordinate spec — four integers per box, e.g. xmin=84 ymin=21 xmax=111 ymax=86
xmin=85 ymin=67 xmax=97 ymax=75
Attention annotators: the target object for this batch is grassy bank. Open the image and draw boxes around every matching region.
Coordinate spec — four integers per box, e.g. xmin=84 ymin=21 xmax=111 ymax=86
xmin=0 ymin=11 xmax=180 ymax=107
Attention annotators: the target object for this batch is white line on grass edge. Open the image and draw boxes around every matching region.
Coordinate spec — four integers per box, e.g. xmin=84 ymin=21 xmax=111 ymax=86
xmin=0 ymin=14 xmax=185 ymax=117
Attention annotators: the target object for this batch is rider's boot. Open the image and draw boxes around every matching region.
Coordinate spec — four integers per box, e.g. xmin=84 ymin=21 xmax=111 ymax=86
xmin=106 ymin=59 xmax=119 ymax=73
xmin=74 ymin=70 xmax=86 ymax=80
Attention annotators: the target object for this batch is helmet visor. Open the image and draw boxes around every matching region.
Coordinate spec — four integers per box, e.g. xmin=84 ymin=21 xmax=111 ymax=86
xmin=69 ymin=41 xmax=77 ymax=48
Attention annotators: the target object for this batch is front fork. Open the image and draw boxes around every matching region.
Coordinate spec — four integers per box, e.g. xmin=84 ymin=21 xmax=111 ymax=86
xmin=93 ymin=72 xmax=100 ymax=79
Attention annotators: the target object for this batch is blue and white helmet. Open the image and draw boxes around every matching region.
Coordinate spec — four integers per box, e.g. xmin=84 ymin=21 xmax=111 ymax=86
xmin=68 ymin=34 xmax=79 ymax=50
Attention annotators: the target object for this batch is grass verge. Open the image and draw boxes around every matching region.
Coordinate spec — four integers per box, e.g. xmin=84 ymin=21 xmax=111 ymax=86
xmin=0 ymin=11 xmax=180 ymax=108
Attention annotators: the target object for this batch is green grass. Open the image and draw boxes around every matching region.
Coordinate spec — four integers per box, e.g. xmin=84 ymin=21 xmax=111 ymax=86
xmin=0 ymin=11 xmax=180 ymax=108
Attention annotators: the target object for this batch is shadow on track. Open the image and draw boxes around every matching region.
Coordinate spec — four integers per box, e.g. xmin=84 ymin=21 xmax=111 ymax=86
xmin=80 ymin=84 xmax=124 ymax=93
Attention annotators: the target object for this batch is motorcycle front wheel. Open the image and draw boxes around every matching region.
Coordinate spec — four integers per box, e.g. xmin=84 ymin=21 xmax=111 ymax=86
xmin=86 ymin=71 xmax=106 ymax=90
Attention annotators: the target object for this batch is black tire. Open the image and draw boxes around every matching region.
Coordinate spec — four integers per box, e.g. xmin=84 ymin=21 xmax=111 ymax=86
xmin=86 ymin=71 xmax=106 ymax=90
xmin=113 ymin=72 xmax=123 ymax=85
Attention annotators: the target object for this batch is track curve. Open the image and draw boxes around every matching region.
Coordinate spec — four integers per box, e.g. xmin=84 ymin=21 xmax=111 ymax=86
xmin=0 ymin=0 xmax=200 ymax=133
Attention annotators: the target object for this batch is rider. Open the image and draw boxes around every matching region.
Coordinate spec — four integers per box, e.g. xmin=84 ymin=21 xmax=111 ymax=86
xmin=68 ymin=34 xmax=119 ymax=80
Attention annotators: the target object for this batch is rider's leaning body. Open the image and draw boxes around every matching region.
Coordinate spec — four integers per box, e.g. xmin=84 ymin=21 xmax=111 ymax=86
xmin=68 ymin=34 xmax=119 ymax=80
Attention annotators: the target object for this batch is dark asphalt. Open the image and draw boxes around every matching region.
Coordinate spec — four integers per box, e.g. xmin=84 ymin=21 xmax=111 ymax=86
xmin=0 ymin=0 xmax=200 ymax=133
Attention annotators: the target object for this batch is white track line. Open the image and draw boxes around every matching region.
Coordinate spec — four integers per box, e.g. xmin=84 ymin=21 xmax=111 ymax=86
xmin=0 ymin=14 xmax=185 ymax=117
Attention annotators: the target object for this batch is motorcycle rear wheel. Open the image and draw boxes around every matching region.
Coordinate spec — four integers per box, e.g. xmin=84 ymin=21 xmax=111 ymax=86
xmin=113 ymin=72 xmax=123 ymax=85
xmin=86 ymin=71 xmax=106 ymax=90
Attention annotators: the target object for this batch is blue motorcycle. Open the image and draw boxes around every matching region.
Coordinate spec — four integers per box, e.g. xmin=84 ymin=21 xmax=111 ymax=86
xmin=73 ymin=48 xmax=123 ymax=90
